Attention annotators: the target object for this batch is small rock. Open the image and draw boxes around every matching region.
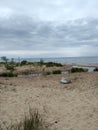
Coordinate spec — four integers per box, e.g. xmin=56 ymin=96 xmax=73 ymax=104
xmin=55 ymin=121 xmax=58 ymax=123
xmin=60 ymin=77 xmax=71 ymax=84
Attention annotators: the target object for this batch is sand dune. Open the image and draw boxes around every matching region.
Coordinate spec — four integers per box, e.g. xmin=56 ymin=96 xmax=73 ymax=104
xmin=0 ymin=72 xmax=98 ymax=130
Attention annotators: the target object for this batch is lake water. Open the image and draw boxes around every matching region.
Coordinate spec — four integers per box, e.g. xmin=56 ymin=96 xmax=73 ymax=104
xmin=18 ymin=67 xmax=95 ymax=78
xmin=17 ymin=57 xmax=98 ymax=78
xmin=19 ymin=56 xmax=98 ymax=65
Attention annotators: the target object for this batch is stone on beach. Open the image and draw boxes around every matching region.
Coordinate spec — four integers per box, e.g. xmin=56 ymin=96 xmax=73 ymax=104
xmin=60 ymin=77 xmax=71 ymax=84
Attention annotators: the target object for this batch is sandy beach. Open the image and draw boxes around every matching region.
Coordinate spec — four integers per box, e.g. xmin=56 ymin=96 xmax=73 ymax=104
xmin=0 ymin=70 xmax=98 ymax=130
xmin=0 ymin=0 xmax=98 ymax=128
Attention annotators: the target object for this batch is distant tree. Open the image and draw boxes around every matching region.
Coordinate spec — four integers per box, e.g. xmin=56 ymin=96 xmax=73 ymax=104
xmin=20 ymin=60 xmax=27 ymax=66
xmin=11 ymin=58 xmax=14 ymax=63
xmin=18 ymin=57 xmax=21 ymax=66
xmin=1 ymin=56 xmax=8 ymax=63
xmin=0 ymin=56 xmax=17 ymax=77
xmin=1 ymin=56 xmax=15 ymax=72
xmin=40 ymin=59 xmax=44 ymax=66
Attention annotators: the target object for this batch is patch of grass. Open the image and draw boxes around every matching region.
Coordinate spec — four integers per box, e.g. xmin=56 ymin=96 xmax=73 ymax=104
xmin=71 ymin=68 xmax=85 ymax=73
xmin=0 ymin=109 xmax=49 ymax=130
xmin=52 ymin=70 xmax=61 ymax=74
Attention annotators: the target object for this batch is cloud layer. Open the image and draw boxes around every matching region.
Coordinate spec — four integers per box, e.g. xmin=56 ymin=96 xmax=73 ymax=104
xmin=0 ymin=0 xmax=98 ymax=57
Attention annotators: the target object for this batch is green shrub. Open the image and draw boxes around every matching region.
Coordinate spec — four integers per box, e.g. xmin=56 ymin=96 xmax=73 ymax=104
xmin=5 ymin=64 xmax=15 ymax=71
xmin=45 ymin=62 xmax=62 ymax=67
xmin=52 ymin=70 xmax=61 ymax=74
xmin=71 ymin=68 xmax=85 ymax=73
xmin=20 ymin=60 xmax=28 ymax=66
xmin=0 ymin=72 xmax=17 ymax=77
xmin=94 ymin=67 xmax=98 ymax=71
xmin=15 ymin=63 xmax=20 ymax=66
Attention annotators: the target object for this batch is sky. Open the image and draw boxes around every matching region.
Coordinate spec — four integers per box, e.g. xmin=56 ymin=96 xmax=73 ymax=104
xmin=0 ymin=0 xmax=98 ymax=58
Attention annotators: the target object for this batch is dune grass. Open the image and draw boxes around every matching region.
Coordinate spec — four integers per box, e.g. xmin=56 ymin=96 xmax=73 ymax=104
xmin=0 ymin=109 xmax=49 ymax=130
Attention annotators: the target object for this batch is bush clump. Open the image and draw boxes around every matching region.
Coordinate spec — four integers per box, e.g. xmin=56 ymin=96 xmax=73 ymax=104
xmin=5 ymin=64 xmax=15 ymax=71
xmin=45 ymin=62 xmax=62 ymax=67
xmin=52 ymin=70 xmax=61 ymax=74
xmin=20 ymin=60 xmax=28 ymax=66
xmin=0 ymin=109 xmax=48 ymax=130
xmin=94 ymin=67 xmax=98 ymax=71
xmin=71 ymin=68 xmax=85 ymax=73
xmin=0 ymin=72 xmax=17 ymax=77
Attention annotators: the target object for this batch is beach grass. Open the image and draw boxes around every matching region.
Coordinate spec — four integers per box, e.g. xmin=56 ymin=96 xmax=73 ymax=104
xmin=0 ymin=109 xmax=49 ymax=130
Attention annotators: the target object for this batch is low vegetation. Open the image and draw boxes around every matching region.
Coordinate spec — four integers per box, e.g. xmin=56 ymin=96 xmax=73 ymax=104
xmin=52 ymin=70 xmax=61 ymax=74
xmin=0 ymin=72 xmax=17 ymax=77
xmin=71 ymin=67 xmax=86 ymax=73
xmin=5 ymin=64 xmax=15 ymax=71
xmin=45 ymin=62 xmax=62 ymax=67
xmin=0 ymin=57 xmax=63 ymax=77
xmin=94 ymin=67 xmax=98 ymax=71
xmin=0 ymin=109 xmax=49 ymax=130
xmin=18 ymin=58 xmax=63 ymax=67
xmin=20 ymin=60 xmax=28 ymax=66
xmin=0 ymin=56 xmax=17 ymax=77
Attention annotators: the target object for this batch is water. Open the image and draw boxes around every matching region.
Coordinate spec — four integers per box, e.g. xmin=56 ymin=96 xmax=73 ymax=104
xmin=1 ymin=56 xmax=98 ymax=65
xmin=17 ymin=56 xmax=98 ymax=65
xmin=18 ymin=73 xmax=42 ymax=78
xmin=17 ymin=57 xmax=97 ymax=78
xmin=18 ymin=66 xmax=95 ymax=78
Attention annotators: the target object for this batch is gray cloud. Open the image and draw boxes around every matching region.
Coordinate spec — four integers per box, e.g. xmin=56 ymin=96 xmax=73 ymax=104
xmin=0 ymin=0 xmax=98 ymax=57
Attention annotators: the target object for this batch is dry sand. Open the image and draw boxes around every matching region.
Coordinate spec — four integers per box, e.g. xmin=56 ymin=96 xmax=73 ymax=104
xmin=0 ymin=72 xmax=98 ymax=130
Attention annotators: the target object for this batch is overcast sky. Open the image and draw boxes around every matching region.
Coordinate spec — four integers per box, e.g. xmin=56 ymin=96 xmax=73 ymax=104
xmin=0 ymin=0 xmax=98 ymax=58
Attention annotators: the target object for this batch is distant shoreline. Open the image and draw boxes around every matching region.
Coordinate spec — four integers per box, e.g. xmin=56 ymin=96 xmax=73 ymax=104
xmin=12 ymin=56 xmax=98 ymax=65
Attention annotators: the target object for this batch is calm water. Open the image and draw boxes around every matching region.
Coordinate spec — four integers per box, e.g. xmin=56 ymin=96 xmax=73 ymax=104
xmin=17 ymin=57 xmax=97 ymax=77
xmin=19 ymin=57 xmax=98 ymax=65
